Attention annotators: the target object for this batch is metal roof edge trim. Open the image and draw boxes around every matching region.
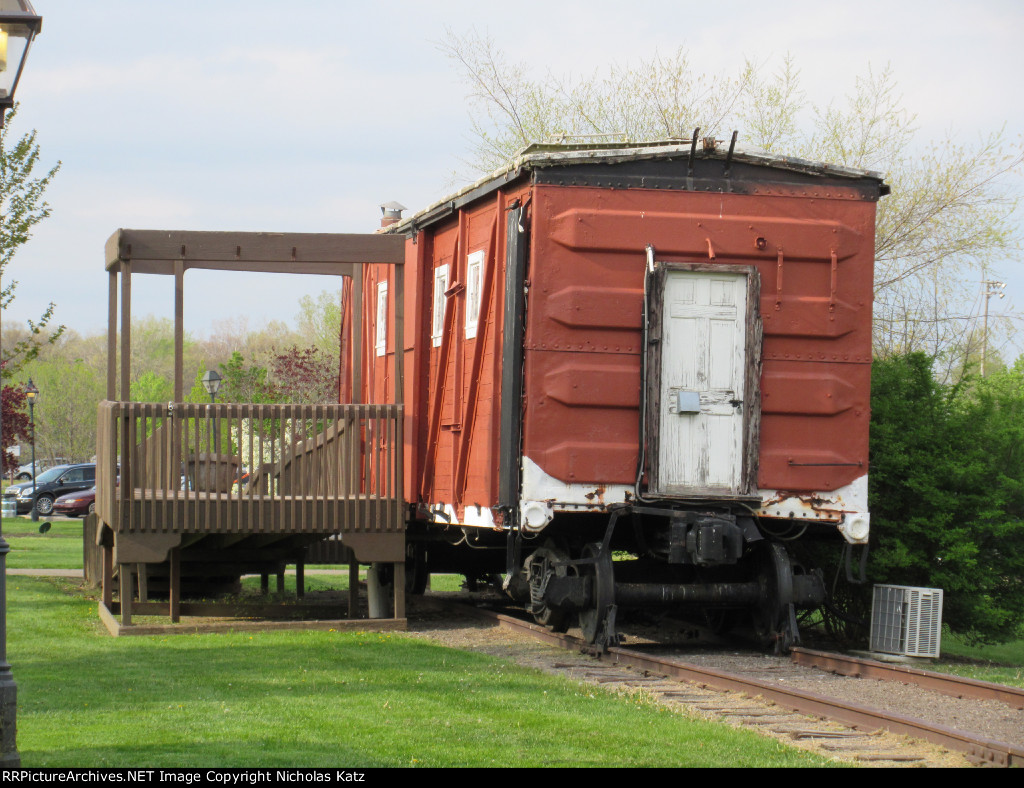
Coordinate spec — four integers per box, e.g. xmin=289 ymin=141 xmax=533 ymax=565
xmin=387 ymin=141 xmax=889 ymax=235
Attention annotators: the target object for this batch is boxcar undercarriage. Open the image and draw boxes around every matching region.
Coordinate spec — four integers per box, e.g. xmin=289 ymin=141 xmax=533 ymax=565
xmin=409 ymin=505 xmax=835 ymax=653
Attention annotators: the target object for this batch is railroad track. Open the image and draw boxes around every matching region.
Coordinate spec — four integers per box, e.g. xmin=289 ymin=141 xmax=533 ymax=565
xmin=417 ymin=596 xmax=1024 ymax=767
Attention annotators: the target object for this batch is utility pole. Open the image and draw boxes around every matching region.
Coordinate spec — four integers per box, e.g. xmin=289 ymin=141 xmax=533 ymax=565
xmin=981 ymin=280 xmax=1006 ymax=376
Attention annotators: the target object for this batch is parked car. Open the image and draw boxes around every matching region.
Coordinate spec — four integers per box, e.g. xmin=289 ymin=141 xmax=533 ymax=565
xmin=52 ymin=486 xmax=96 ymax=518
xmin=13 ymin=457 xmax=71 ymax=481
xmin=3 ymin=463 xmax=96 ymax=516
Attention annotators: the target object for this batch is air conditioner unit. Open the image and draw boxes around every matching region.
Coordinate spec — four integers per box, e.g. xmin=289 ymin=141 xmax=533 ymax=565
xmin=869 ymin=584 xmax=943 ymax=658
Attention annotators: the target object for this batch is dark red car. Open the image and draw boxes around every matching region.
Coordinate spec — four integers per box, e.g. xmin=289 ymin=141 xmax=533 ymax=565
xmin=52 ymin=486 xmax=96 ymax=517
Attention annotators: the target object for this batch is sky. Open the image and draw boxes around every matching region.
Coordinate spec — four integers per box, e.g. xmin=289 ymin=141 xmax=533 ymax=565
xmin=4 ymin=0 xmax=1024 ymax=352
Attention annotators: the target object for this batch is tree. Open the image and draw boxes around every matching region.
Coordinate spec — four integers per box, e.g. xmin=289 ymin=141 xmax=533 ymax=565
xmin=270 ymin=345 xmax=338 ymax=404
xmin=0 ymin=104 xmax=62 ymax=375
xmin=439 ymin=34 xmax=1023 ymax=371
xmin=215 ymin=351 xmax=275 ymax=405
xmin=17 ymin=357 xmax=105 ymax=462
xmin=868 ymin=353 xmax=1024 ymax=643
xmin=1 ymin=373 xmax=29 ymax=476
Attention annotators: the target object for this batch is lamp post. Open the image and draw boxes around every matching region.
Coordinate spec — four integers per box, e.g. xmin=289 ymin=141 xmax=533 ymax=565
xmin=201 ymin=370 xmax=223 ymax=454
xmin=0 ymin=1 xmax=43 ymax=767
xmin=23 ymin=379 xmax=36 ymax=522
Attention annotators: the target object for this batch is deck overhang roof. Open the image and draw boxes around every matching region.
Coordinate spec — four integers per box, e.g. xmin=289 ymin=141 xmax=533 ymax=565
xmin=105 ymin=229 xmax=405 ymax=276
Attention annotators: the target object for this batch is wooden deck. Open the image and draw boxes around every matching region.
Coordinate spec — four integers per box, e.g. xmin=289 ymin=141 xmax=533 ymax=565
xmin=94 ymin=400 xmax=408 ymax=628
xmin=97 ymin=228 xmax=410 ymax=629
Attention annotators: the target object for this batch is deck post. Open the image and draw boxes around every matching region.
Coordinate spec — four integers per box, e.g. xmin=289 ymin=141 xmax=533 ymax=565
xmin=352 ymin=264 xmax=362 ymax=404
xmin=260 ymin=573 xmax=269 ymax=595
xmin=348 ymin=559 xmax=359 ymax=618
xmin=101 ymin=544 xmax=113 ymax=609
xmin=137 ymin=564 xmax=148 ymax=603
xmin=169 ymin=547 xmax=181 ymax=623
xmin=119 ymin=564 xmax=133 ymax=627
xmin=173 ymin=260 xmax=184 ymax=402
xmin=120 ymin=260 xmax=131 ymax=401
xmin=393 ymin=562 xmax=406 ymax=620
xmin=295 ymin=557 xmax=305 ymax=599
xmin=366 ymin=563 xmax=388 ymax=618
xmin=107 ymin=270 xmax=117 ymax=400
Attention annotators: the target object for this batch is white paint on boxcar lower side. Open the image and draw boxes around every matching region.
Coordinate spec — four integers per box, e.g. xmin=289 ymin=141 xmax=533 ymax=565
xmin=757 ymin=473 xmax=870 ymax=544
xmin=429 ymin=459 xmax=868 ymax=546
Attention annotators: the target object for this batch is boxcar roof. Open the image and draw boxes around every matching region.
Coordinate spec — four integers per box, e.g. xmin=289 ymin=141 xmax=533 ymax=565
xmin=388 ymin=138 xmax=889 ymax=234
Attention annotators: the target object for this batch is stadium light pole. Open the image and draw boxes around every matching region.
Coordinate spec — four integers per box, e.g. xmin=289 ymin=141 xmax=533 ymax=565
xmin=0 ymin=1 xmax=44 ymax=766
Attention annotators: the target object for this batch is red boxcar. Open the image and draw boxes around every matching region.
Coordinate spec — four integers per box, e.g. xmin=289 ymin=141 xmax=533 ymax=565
xmin=352 ymin=138 xmax=887 ymax=649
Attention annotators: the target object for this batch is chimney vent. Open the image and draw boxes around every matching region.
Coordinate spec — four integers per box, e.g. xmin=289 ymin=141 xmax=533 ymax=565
xmin=380 ymin=201 xmax=407 ymax=228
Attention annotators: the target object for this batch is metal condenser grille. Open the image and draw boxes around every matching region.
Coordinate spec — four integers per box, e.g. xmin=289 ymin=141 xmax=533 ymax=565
xmin=870 ymin=584 xmax=943 ymax=658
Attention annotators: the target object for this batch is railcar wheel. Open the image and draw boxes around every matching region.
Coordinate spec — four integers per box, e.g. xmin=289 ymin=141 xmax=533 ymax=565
xmin=524 ymin=541 xmax=574 ymax=632
xmin=577 ymin=543 xmax=617 ymax=647
xmin=753 ymin=542 xmax=796 ymax=654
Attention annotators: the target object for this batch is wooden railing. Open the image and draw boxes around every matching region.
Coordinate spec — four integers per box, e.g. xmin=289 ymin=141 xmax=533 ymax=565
xmin=96 ymin=401 xmax=404 ymax=536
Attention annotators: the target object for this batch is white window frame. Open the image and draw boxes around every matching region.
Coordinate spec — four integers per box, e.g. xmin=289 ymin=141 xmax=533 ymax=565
xmin=375 ymin=280 xmax=388 ymax=357
xmin=465 ymin=250 xmax=484 ymax=340
xmin=431 ymin=264 xmax=449 ymax=348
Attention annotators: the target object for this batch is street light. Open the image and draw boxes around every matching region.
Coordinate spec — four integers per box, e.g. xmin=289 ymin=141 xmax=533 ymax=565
xmin=0 ymin=1 xmax=42 ymax=766
xmin=0 ymin=1 xmax=42 ymax=125
xmin=23 ymin=379 xmax=37 ymax=522
xmin=201 ymin=369 xmax=223 ymax=402
xmin=201 ymin=370 xmax=223 ymax=454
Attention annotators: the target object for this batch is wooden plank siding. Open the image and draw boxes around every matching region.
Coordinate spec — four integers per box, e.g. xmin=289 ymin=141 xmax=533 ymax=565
xmin=96 ymin=401 xmax=404 ymax=538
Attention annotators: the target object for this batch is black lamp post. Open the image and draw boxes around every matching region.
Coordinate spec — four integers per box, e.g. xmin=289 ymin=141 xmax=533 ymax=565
xmin=23 ymin=379 xmax=37 ymax=522
xmin=0 ymin=2 xmax=43 ymax=767
xmin=201 ymin=370 xmax=223 ymax=454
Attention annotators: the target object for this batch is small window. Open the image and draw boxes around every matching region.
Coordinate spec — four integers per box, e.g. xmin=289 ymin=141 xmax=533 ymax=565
xmin=465 ymin=250 xmax=484 ymax=339
xmin=375 ymin=280 xmax=388 ymax=357
xmin=431 ymin=264 xmax=449 ymax=348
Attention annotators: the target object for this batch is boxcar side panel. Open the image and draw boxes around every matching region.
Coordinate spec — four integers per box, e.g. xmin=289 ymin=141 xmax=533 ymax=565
xmin=522 ymin=182 xmax=876 ymax=505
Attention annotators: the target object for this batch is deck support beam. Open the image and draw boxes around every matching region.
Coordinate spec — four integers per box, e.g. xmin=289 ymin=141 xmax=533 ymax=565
xmin=348 ymin=559 xmax=359 ymax=618
xmin=169 ymin=547 xmax=181 ymax=623
xmin=393 ymin=562 xmax=406 ymax=620
xmin=101 ymin=544 xmax=113 ymax=609
xmin=119 ymin=565 xmax=133 ymax=627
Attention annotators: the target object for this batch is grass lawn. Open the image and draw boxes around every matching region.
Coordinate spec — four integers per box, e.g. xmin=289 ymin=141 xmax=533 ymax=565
xmin=931 ymin=629 xmax=1024 ymax=688
xmin=5 ymin=516 xmax=84 ymax=570
xmin=9 ymin=576 xmax=836 ymax=768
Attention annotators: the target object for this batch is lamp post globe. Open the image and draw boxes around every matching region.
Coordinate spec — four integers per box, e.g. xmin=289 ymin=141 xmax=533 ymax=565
xmin=0 ymin=1 xmax=42 ymax=125
xmin=201 ymin=369 xmax=223 ymax=403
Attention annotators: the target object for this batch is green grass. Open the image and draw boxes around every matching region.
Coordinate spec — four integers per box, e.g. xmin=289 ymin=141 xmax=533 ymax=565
xmin=933 ymin=629 xmax=1024 ymax=688
xmin=8 ymin=576 xmax=836 ymax=768
xmin=4 ymin=517 xmax=84 ymax=569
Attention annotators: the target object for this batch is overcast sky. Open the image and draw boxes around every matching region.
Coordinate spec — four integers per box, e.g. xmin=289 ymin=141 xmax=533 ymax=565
xmin=5 ymin=0 xmax=1023 ymax=352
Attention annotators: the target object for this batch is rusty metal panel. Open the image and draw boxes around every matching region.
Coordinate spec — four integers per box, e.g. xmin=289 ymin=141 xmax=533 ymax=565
xmin=523 ymin=182 xmax=875 ymax=495
xmin=388 ymin=147 xmax=879 ymax=526
xmin=376 ymin=187 xmax=531 ymax=523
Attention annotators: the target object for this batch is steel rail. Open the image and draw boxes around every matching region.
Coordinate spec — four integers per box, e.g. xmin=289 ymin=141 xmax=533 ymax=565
xmin=484 ymin=611 xmax=1024 ymax=767
xmin=791 ymin=647 xmax=1024 ymax=710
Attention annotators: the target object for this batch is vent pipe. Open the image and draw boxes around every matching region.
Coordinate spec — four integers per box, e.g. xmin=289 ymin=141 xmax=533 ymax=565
xmin=379 ymin=201 xmax=406 ymax=228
